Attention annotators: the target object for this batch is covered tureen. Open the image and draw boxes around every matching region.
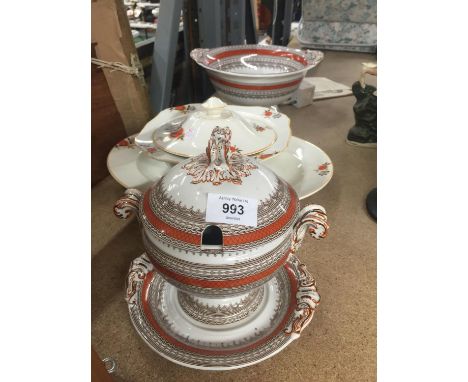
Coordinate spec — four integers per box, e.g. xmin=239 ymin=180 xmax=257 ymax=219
xmin=115 ymin=126 xmax=328 ymax=298
xmin=114 ymin=127 xmax=329 ymax=369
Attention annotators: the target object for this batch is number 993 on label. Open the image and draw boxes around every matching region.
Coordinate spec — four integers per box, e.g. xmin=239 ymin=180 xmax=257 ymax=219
xmin=205 ymin=193 xmax=258 ymax=227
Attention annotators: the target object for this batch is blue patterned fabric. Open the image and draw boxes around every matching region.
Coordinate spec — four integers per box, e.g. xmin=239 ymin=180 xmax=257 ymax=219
xmin=298 ymin=0 xmax=377 ymax=52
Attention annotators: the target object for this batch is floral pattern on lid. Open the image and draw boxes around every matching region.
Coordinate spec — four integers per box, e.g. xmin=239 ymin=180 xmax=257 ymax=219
xmin=264 ymin=109 xmax=281 ymax=119
xmin=170 ymin=104 xmax=196 ymax=113
xmin=169 ymin=127 xmax=185 ymax=140
xmin=115 ymin=136 xmax=136 ymax=148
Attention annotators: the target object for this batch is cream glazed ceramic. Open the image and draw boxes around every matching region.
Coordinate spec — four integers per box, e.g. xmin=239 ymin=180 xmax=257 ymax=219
xmin=190 ymin=45 xmax=324 ymax=106
xmin=135 ymin=98 xmax=290 ymax=161
xmin=151 ymin=97 xmax=277 ymax=157
xmin=114 ymin=126 xmax=329 ymax=298
xmin=230 ymin=105 xmax=291 ymax=161
xmin=107 ymin=135 xmax=333 ymax=199
xmin=107 ymin=135 xmax=176 ymax=190
xmin=125 ymin=253 xmax=321 ymax=370
xmin=263 ymin=136 xmax=333 ymax=198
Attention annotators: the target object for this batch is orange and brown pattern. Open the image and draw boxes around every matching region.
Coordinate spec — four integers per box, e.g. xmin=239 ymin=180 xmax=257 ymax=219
xmin=125 ymin=253 xmax=320 ymax=369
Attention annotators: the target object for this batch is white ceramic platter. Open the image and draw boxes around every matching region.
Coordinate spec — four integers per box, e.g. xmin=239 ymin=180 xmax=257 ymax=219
xmin=262 ymin=136 xmax=333 ymax=199
xmin=106 ymin=136 xmax=174 ymax=190
xmin=107 ymin=135 xmax=333 ymax=200
xmin=126 ymin=253 xmax=320 ymax=370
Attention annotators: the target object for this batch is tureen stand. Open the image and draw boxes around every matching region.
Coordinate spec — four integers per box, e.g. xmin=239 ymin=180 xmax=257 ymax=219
xmin=125 ymin=252 xmax=322 ymax=370
xmin=115 ymin=127 xmax=330 ymax=369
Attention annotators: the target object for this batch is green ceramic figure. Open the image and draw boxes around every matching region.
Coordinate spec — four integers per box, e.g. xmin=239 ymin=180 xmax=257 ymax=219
xmin=346 ymin=63 xmax=377 ymax=220
xmin=346 ymin=63 xmax=377 ymax=148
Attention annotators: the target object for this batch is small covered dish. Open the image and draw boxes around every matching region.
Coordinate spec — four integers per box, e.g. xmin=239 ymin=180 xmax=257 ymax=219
xmin=135 ymin=97 xmax=291 ymax=162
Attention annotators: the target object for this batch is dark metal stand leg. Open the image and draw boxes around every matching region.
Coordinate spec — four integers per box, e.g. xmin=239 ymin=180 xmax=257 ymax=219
xmin=149 ymin=0 xmax=184 ymax=114
xmin=366 ymin=188 xmax=377 ymax=221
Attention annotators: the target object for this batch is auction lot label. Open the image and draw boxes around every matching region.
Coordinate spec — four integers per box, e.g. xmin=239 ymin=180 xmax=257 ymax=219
xmin=205 ymin=193 xmax=258 ymax=227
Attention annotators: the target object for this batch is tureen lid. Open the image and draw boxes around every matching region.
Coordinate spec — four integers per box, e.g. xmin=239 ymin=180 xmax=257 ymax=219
xmin=152 ymin=97 xmax=277 ymax=157
xmin=140 ymin=126 xmax=299 ymax=253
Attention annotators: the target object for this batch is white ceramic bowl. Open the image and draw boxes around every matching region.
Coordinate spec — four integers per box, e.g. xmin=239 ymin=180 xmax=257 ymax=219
xmin=190 ymin=44 xmax=323 ymax=106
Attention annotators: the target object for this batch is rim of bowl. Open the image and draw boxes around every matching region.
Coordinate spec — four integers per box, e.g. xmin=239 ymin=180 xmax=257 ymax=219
xmin=190 ymin=44 xmax=324 ymax=79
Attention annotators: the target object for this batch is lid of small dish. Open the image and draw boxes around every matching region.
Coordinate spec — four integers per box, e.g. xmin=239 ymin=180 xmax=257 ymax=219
xmin=152 ymin=97 xmax=277 ymax=157
xmin=141 ymin=127 xmax=299 ymax=256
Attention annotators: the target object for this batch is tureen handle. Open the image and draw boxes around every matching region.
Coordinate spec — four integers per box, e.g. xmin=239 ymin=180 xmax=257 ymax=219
xmin=291 ymin=205 xmax=328 ymax=254
xmin=190 ymin=48 xmax=210 ymax=64
xmin=126 ymin=253 xmax=153 ymax=304
xmin=303 ymin=49 xmax=324 ymax=68
xmin=114 ymin=188 xmax=143 ymax=221
xmin=284 ymin=255 xmax=321 ymax=339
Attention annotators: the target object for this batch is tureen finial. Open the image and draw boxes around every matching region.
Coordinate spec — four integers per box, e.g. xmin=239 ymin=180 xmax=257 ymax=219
xmin=182 ymin=126 xmax=257 ymax=185
xmin=202 ymin=97 xmax=227 ymax=117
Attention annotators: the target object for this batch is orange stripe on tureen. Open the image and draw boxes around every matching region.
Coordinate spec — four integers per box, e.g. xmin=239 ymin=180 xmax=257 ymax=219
xmin=142 ymin=184 xmax=298 ymax=247
xmin=143 ymin=192 xmax=200 ymax=245
xmin=209 ymin=76 xmax=302 ymax=91
xmin=147 ymin=250 xmax=291 ymax=288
